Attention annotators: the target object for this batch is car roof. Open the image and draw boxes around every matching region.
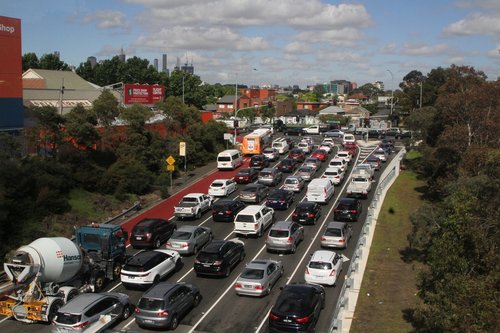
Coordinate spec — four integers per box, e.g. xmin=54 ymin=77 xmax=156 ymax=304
xmin=176 ymin=225 xmax=199 ymax=232
xmin=136 ymin=218 xmax=166 ymax=227
xmin=325 ymin=167 xmax=341 ymax=172
xmin=271 ymin=221 xmax=293 ymax=229
xmin=245 ymin=259 xmax=275 ymax=270
xmin=339 ymin=197 xmax=358 ymax=204
xmin=142 ymin=282 xmax=178 ymax=299
xmin=238 ymin=205 xmax=266 ymax=214
xmin=310 ymin=250 xmax=336 ymax=262
xmin=59 ymin=293 xmax=110 ymax=313
xmin=128 ymin=250 xmax=163 ymax=264
xmin=202 ymin=240 xmax=228 ymax=253
xmin=327 ymin=221 xmax=347 ymax=229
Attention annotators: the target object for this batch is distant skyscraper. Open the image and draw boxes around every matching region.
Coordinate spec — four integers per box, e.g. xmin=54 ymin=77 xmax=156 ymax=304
xmin=87 ymin=56 xmax=97 ymax=68
xmin=153 ymin=58 xmax=158 ymax=71
xmin=162 ymin=54 xmax=167 ymax=73
xmin=118 ymin=48 xmax=126 ymax=62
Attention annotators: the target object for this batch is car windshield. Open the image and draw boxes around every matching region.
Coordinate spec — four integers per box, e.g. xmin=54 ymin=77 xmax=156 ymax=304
xmin=239 ymin=169 xmax=252 ymax=175
xmin=240 ymin=268 xmax=264 ymax=279
xmin=325 ymin=228 xmax=342 ymax=237
xmin=171 ymin=231 xmax=192 ymax=240
xmin=138 ymin=298 xmax=165 ymax=311
xmin=55 ymin=312 xmax=81 ymax=325
xmin=309 ymin=261 xmax=333 ymax=270
xmin=269 ymin=229 xmax=289 ymax=237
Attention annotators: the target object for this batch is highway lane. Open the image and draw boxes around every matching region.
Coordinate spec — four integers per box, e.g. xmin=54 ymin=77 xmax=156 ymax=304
xmin=0 ymin=135 xmax=390 ymax=333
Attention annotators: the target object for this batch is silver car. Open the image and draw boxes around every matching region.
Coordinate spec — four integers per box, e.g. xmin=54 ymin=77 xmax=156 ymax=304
xmin=52 ymin=292 xmax=131 ymax=333
xmin=296 ymin=166 xmax=317 ymax=181
xmin=258 ymin=167 xmax=283 ymax=186
xmin=166 ymin=225 xmax=212 ymax=255
xmin=263 ymin=147 xmax=280 ymax=161
xmin=320 ymin=221 xmax=352 ymax=249
xmin=303 ymin=157 xmax=322 ymax=168
xmin=234 ymin=259 xmax=283 ymax=296
xmin=238 ymin=184 xmax=269 ymax=203
xmin=266 ymin=221 xmax=304 ymax=254
xmin=283 ymin=175 xmax=306 ymax=192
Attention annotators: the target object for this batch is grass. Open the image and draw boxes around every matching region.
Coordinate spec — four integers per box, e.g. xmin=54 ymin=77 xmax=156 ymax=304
xmin=350 ymin=170 xmax=425 ymax=333
xmin=67 ymin=188 xmax=124 ymax=220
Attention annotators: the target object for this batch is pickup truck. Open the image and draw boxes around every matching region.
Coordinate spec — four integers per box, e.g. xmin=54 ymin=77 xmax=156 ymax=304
xmin=234 ymin=205 xmax=275 ymax=237
xmin=174 ymin=193 xmax=213 ymax=219
xmin=346 ymin=175 xmax=372 ymax=199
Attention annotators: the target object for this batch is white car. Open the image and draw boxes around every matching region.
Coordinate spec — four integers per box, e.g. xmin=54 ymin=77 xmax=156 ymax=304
xmin=121 ymin=249 xmax=181 ymax=287
xmin=304 ymin=250 xmax=343 ymax=286
xmin=208 ymin=179 xmax=237 ymax=197
xmin=328 ymin=158 xmax=347 ymax=172
xmin=302 ymin=136 xmax=314 ymax=145
xmin=297 ymin=141 xmax=312 ymax=154
xmin=263 ymin=147 xmax=280 ymax=161
xmin=353 ymin=163 xmax=374 ymax=179
xmin=321 ymin=167 xmax=345 ymax=185
xmin=319 ymin=144 xmax=332 ymax=154
xmin=335 ymin=151 xmax=352 ymax=164
xmin=321 ymin=138 xmax=335 ymax=146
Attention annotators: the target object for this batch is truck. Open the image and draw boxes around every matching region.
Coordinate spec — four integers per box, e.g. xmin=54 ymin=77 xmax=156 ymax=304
xmin=233 ymin=205 xmax=275 ymax=237
xmin=0 ymin=223 xmax=128 ymax=323
xmin=174 ymin=193 xmax=213 ymax=219
xmin=346 ymin=175 xmax=372 ymax=198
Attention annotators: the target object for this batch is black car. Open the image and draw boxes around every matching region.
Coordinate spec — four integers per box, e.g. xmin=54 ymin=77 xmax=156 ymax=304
xmin=194 ymin=240 xmax=245 ymax=277
xmin=211 ymin=199 xmax=246 ymax=222
xmin=265 ymin=189 xmax=294 ymax=210
xmin=250 ymin=155 xmax=270 ymax=170
xmin=400 ymin=130 xmax=413 ymax=139
xmin=234 ymin=167 xmax=259 ymax=184
xmin=130 ymin=218 xmax=177 ymax=249
xmin=368 ymin=129 xmax=383 ymax=139
xmin=135 ymin=282 xmax=201 ymax=330
xmin=277 ymin=158 xmax=298 ymax=173
xmin=284 ymin=126 xmax=305 ymax=136
xmin=268 ymin=283 xmax=325 ymax=333
xmin=333 ymin=197 xmax=362 ymax=222
xmin=379 ymin=143 xmax=392 ymax=154
xmin=292 ymin=202 xmax=322 ymax=225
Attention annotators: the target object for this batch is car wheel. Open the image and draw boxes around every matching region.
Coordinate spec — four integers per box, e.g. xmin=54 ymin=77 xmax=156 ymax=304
xmin=290 ymin=243 xmax=297 ymax=254
xmin=193 ymin=293 xmax=201 ymax=307
xmin=170 ymin=314 xmax=179 ymax=330
xmin=122 ymin=304 xmax=131 ymax=320
xmin=195 ymin=210 xmax=201 ymax=219
xmin=153 ymin=275 xmax=160 ymax=284
xmin=154 ymin=238 xmax=161 ymax=249
xmin=112 ymin=262 xmax=122 ymax=280
xmin=224 ymin=266 xmax=231 ymax=277
xmin=94 ymin=272 xmax=106 ymax=292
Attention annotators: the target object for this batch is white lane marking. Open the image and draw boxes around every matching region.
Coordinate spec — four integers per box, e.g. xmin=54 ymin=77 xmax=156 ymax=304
xmin=0 ymin=317 xmax=8 ymax=324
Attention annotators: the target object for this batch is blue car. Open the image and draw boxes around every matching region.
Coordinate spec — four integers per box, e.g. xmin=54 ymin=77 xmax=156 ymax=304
xmin=265 ymin=189 xmax=294 ymax=210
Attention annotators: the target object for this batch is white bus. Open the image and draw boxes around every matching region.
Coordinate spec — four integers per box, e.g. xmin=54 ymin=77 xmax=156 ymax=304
xmin=217 ymin=149 xmax=243 ymax=170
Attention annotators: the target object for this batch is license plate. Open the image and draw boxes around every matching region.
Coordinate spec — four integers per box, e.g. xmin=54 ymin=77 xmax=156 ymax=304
xmin=244 ymin=284 xmax=253 ymax=289
xmin=143 ymin=319 xmax=154 ymax=324
xmin=284 ymin=319 xmax=292 ymax=323
xmin=218 ymin=212 xmax=224 ymax=215
xmin=203 ymin=264 xmax=211 ymax=267
xmin=136 ymin=236 xmax=142 ymax=240
xmin=299 ymin=219 xmax=306 ymax=222
xmin=128 ymin=276 xmax=135 ymax=279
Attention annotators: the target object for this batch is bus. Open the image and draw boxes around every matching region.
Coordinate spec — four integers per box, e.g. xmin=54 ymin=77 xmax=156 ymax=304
xmin=241 ymin=128 xmax=272 ymax=155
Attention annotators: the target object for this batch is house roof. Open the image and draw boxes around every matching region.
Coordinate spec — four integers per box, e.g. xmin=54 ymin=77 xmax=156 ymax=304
xmin=283 ymin=109 xmax=316 ymax=117
xmin=217 ymin=95 xmax=237 ymax=104
xmin=319 ymin=106 xmax=345 ymax=115
xmin=23 ymin=69 xmax=97 ymax=90
xmin=349 ymin=92 xmax=368 ymax=99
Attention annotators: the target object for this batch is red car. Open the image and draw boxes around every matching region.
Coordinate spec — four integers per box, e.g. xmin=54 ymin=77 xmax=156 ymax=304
xmin=343 ymin=142 xmax=358 ymax=156
xmin=234 ymin=168 xmax=259 ymax=184
xmin=288 ymin=148 xmax=306 ymax=162
xmin=311 ymin=149 xmax=328 ymax=161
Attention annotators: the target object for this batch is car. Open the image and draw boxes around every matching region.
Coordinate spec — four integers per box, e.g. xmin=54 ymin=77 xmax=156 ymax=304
xmin=277 ymin=158 xmax=298 ymax=173
xmin=373 ymin=148 xmax=388 ymax=162
xmin=333 ymin=197 xmax=362 ymax=222
xmin=400 ymin=130 xmax=413 ymax=139
xmin=268 ymin=284 xmax=325 ymax=333
xmin=318 ymin=144 xmax=332 ymax=154
xmin=208 ymin=179 xmax=237 ymax=197
xmin=239 ymin=184 xmax=269 ymax=203
xmin=52 ymin=292 xmax=131 ymax=333
xmin=234 ymin=259 xmax=284 ymax=297
xmin=366 ymin=154 xmax=381 ymax=171
xmin=250 ymin=154 xmax=270 ymax=170
xmin=320 ymin=222 xmax=352 ymax=249
xmin=283 ymin=126 xmax=305 ymax=136
xmin=194 ymin=239 xmax=245 ymax=277
xmin=343 ymin=141 xmax=358 ymax=156
xmin=265 ymin=189 xmax=294 ymax=210
xmin=302 ymin=136 xmax=314 ymax=145
xmin=211 ymin=199 xmax=246 ymax=222
xmin=288 ymin=148 xmax=306 ymax=162
xmin=283 ymin=175 xmax=306 ymax=193
xmin=328 ymin=158 xmax=347 ymax=172
xmin=368 ymin=129 xmax=383 ymax=139
xmin=266 ymin=221 xmax=304 ymax=253
xmin=258 ymin=167 xmax=283 ymax=186
xmin=135 ymin=282 xmax=201 ymax=330
xmin=321 ymin=167 xmax=345 ymax=185
xmin=292 ymin=201 xmax=322 ymax=225
xmin=342 ymin=133 xmax=356 ymax=145
xmin=304 ymin=250 xmax=344 ymax=286
xmin=302 ymin=157 xmax=321 ymax=168
xmin=381 ymin=137 xmax=395 ymax=147
xmin=296 ymin=165 xmax=317 ymax=181
xmin=165 ymin=225 xmax=213 ymax=255
xmin=324 ymin=129 xmax=344 ymax=138
xmin=335 ymin=150 xmax=352 ymax=164
xmin=130 ymin=218 xmax=177 ymax=249
xmin=385 ymin=127 xmax=401 ymax=138
xmin=121 ymin=249 xmax=181 ymax=288
xmin=297 ymin=141 xmax=312 ymax=154
xmin=311 ymin=149 xmax=328 ymax=161
xmin=234 ymin=167 xmax=259 ymax=184
xmin=322 ymin=137 xmax=335 ymax=145
xmin=354 ymin=163 xmax=375 ymax=179
xmin=379 ymin=142 xmax=393 ymax=154
xmin=263 ymin=147 xmax=280 ymax=161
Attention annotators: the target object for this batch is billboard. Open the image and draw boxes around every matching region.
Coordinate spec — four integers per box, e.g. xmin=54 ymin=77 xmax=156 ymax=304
xmin=123 ymin=84 xmax=165 ymax=105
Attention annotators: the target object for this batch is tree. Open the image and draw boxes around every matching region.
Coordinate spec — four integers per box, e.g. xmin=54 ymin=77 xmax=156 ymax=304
xmin=260 ymin=104 xmax=276 ymax=124
xmin=167 ymin=69 xmax=205 ymax=108
xmin=39 ymin=53 xmax=70 ymax=71
xmin=64 ymin=104 xmax=100 ymax=150
xmin=157 ymin=96 xmax=201 ymax=134
xmin=93 ymin=90 xmax=121 ymax=127
xmin=313 ymin=84 xmax=325 ymax=96
xmin=22 ymin=52 xmax=39 ymax=71
xmin=300 ymin=92 xmax=319 ymax=102
xmin=32 ymin=106 xmax=65 ymax=158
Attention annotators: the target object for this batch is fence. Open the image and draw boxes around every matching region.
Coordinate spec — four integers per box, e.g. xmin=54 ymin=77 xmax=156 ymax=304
xmin=329 ymin=147 xmax=406 ymax=333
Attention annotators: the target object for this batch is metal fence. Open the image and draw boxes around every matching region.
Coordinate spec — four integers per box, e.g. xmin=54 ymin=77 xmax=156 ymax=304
xmin=329 ymin=147 xmax=406 ymax=333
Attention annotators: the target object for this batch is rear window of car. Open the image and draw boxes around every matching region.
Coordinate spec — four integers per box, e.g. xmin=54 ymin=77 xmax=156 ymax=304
xmin=269 ymin=229 xmax=289 ymax=238
xmin=171 ymin=231 xmax=191 ymax=240
xmin=260 ymin=171 xmax=271 ymax=177
xmin=55 ymin=312 xmax=81 ymax=325
xmin=285 ymin=178 xmax=297 ymax=184
xmin=132 ymin=225 xmax=151 ymax=234
xmin=296 ymin=205 xmax=314 ymax=212
xmin=241 ymin=268 xmax=264 ymax=279
xmin=325 ymin=170 xmax=338 ymax=176
xmin=235 ymin=214 xmax=255 ymax=223
xmin=211 ymin=182 xmax=223 ymax=187
xmin=309 ymin=261 xmax=333 ymax=270
xmin=197 ymin=252 xmax=220 ymax=261
xmin=218 ymin=156 xmax=231 ymax=161
xmin=325 ymin=228 xmax=342 ymax=237
xmin=138 ymin=298 xmax=165 ymax=311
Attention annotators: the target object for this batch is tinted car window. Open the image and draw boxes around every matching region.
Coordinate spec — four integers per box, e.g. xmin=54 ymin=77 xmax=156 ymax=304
xmin=197 ymin=252 xmax=220 ymax=261
xmin=138 ymin=298 xmax=165 ymax=311
xmin=241 ymin=268 xmax=264 ymax=279
xmin=55 ymin=313 xmax=81 ymax=325
xmin=325 ymin=228 xmax=342 ymax=237
xmin=269 ymin=230 xmax=288 ymax=237
xmin=309 ymin=261 xmax=332 ymax=270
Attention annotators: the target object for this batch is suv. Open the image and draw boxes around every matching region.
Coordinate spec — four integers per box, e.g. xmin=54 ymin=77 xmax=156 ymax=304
xmin=211 ymin=199 xmax=246 ymax=222
xmin=258 ymin=168 xmax=283 ymax=186
xmin=266 ymin=221 xmax=304 ymax=253
xmin=121 ymin=250 xmax=181 ymax=288
xmin=194 ymin=240 xmax=245 ymax=277
xmin=320 ymin=222 xmax=352 ymax=249
xmin=130 ymin=218 xmax=177 ymax=249
xmin=250 ymin=154 xmax=270 ymax=169
xmin=334 ymin=197 xmax=362 ymax=222
xmin=269 ymin=284 xmax=325 ymax=333
xmin=135 ymin=282 xmax=201 ymax=330
xmin=304 ymin=250 xmax=344 ymax=286
xmin=265 ymin=189 xmax=294 ymax=210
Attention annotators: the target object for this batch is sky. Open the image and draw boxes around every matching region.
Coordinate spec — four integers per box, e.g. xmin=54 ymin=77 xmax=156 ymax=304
xmin=2 ymin=0 xmax=500 ymax=89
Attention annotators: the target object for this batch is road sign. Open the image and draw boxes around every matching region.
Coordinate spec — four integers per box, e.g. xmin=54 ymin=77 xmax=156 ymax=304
xmin=179 ymin=142 xmax=186 ymax=156
xmin=167 ymin=165 xmax=175 ymax=171
xmin=223 ymin=133 xmax=233 ymax=141
xmin=166 ymin=155 xmax=175 ymax=165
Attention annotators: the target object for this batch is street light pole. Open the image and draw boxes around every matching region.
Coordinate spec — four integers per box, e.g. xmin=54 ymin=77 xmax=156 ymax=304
xmin=419 ymin=81 xmax=423 ymax=109
xmin=386 ymin=69 xmax=394 ymax=116
xmin=182 ymin=73 xmax=185 ymax=104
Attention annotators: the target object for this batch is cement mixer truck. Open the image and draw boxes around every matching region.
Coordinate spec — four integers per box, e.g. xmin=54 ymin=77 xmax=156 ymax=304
xmin=0 ymin=223 xmax=128 ymax=323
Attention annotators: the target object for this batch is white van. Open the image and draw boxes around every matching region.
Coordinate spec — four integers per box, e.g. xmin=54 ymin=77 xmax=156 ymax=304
xmin=342 ymin=133 xmax=356 ymax=146
xmin=217 ymin=149 xmax=243 ymax=170
xmin=272 ymin=137 xmax=289 ymax=154
xmin=306 ymin=178 xmax=335 ymax=204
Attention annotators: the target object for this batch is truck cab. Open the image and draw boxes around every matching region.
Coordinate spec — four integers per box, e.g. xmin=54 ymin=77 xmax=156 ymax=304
xmin=75 ymin=223 xmax=128 ymax=259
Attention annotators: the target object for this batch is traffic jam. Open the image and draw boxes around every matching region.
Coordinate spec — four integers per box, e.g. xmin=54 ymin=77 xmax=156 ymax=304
xmin=0 ymin=129 xmax=398 ymax=333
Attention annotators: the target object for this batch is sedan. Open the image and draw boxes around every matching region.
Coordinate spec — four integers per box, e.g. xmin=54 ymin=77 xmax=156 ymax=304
xmin=265 ymin=189 xmax=294 ymax=210
xmin=211 ymin=199 xmax=246 ymax=222
xmin=324 ymin=129 xmax=344 ymax=138
xmin=121 ymin=250 xmax=181 ymax=288
xmin=166 ymin=225 xmax=213 ymax=255
xmin=288 ymin=148 xmax=306 ymax=162
xmin=208 ymin=179 xmax=237 ymax=197
xmin=320 ymin=222 xmax=352 ymax=249
xmin=373 ymin=148 xmax=388 ymax=162
xmin=366 ymin=155 xmax=381 ymax=171
xmin=311 ymin=149 xmax=328 ymax=161
xmin=277 ymin=158 xmax=297 ymax=173
xmin=283 ymin=175 xmax=306 ymax=193
xmin=296 ymin=166 xmax=317 ymax=181
xmin=234 ymin=259 xmax=283 ymax=297
xmin=239 ymin=184 xmax=269 ymax=203
xmin=234 ymin=168 xmax=259 ymax=184
xmin=335 ymin=151 xmax=352 ymax=164
xmin=292 ymin=202 xmax=322 ymax=225
xmin=319 ymin=144 xmax=332 ymax=154
xmin=263 ymin=147 xmax=280 ymax=161
xmin=333 ymin=197 xmax=362 ymax=222
xmin=303 ymin=157 xmax=321 ymax=169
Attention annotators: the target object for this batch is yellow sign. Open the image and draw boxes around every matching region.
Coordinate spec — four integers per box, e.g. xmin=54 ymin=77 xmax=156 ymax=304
xmin=167 ymin=165 xmax=175 ymax=171
xmin=166 ymin=155 xmax=175 ymax=165
xmin=179 ymin=142 xmax=186 ymax=157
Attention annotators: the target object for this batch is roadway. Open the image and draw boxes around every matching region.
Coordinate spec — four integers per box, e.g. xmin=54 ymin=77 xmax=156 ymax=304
xmin=0 ymin=134 xmax=395 ymax=333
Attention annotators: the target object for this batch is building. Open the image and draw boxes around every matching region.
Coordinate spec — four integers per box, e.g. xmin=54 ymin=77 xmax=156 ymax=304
xmin=322 ymin=80 xmax=353 ymax=95
xmin=87 ymin=56 xmax=97 ymax=68
xmin=118 ymin=48 xmax=126 ymax=62
xmin=181 ymin=62 xmax=194 ymax=74
xmin=374 ymin=80 xmax=384 ymax=90
xmin=153 ymin=58 xmax=159 ymax=71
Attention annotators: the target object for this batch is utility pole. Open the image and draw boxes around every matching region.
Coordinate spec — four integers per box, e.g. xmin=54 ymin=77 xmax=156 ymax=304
xmin=419 ymin=81 xmax=423 ymax=109
xmin=386 ymin=69 xmax=394 ymax=116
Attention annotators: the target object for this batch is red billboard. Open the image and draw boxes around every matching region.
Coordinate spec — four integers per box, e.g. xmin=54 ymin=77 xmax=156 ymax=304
xmin=0 ymin=16 xmax=22 ymax=99
xmin=123 ymin=84 xmax=165 ymax=105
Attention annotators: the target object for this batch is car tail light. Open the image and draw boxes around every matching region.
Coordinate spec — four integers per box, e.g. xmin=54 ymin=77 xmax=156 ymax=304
xmin=158 ymin=311 xmax=169 ymax=317
xmin=338 ymin=239 xmax=345 ymax=243
xmin=278 ymin=200 xmax=285 ymax=203
xmin=305 ymin=267 xmax=310 ymax=275
xmin=136 ymin=272 xmax=151 ymax=277
xmin=329 ymin=270 xmax=336 ymax=276
xmin=214 ymin=260 xmax=223 ymax=265
xmin=306 ymin=213 xmax=315 ymax=217
xmin=225 ymin=210 xmax=233 ymax=215
xmin=234 ymin=283 xmax=242 ymax=289
xmin=287 ymin=237 xmax=293 ymax=244
xmin=334 ymin=209 xmax=341 ymax=213
xmin=166 ymin=242 xmax=172 ymax=247
xmin=295 ymin=315 xmax=311 ymax=324
xmin=269 ymin=312 xmax=280 ymax=321
xmin=181 ymin=243 xmax=188 ymax=248
xmin=134 ymin=308 xmax=141 ymax=314
xmin=320 ymin=236 xmax=326 ymax=241
xmin=265 ymin=235 xmax=269 ymax=241
xmin=254 ymin=285 xmax=264 ymax=290
xmin=292 ymin=212 xmax=298 ymax=216
xmin=145 ymin=232 xmax=152 ymax=240
xmin=212 ymin=209 xmax=217 ymax=214
xmin=73 ymin=321 xmax=90 ymax=329
xmin=254 ymin=224 xmax=259 ymax=230
xmin=351 ymin=210 xmax=358 ymax=214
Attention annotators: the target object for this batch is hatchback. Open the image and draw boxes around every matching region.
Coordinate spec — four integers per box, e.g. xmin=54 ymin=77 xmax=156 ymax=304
xmin=296 ymin=166 xmax=316 ymax=181
xmin=234 ymin=259 xmax=283 ymax=297
xmin=303 ymin=157 xmax=321 ymax=168
xmin=265 ymin=189 xmax=294 ymax=210
xmin=297 ymin=141 xmax=312 ymax=154
xmin=333 ymin=197 xmax=362 ymax=222
xmin=263 ymin=147 xmax=280 ymax=161
xmin=335 ymin=151 xmax=352 ymax=164
xmin=277 ymin=158 xmax=297 ymax=173
xmin=208 ymin=179 xmax=237 ymax=197
xmin=304 ymin=250 xmax=343 ymax=286
xmin=311 ymin=149 xmax=328 ymax=161
xmin=328 ymin=158 xmax=347 ymax=172
xmin=373 ymin=148 xmax=388 ymax=162
xmin=121 ymin=250 xmax=181 ymax=288
xmin=250 ymin=154 xmax=270 ymax=169
xmin=321 ymin=167 xmax=344 ymax=185
xmin=283 ymin=175 xmax=306 ymax=193
xmin=194 ymin=239 xmax=245 ymax=277
xmin=266 ymin=221 xmax=304 ymax=253
xmin=165 ymin=225 xmax=213 ymax=255
xmin=268 ymin=284 xmax=325 ymax=333
xmin=366 ymin=155 xmax=381 ymax=171
xmin=135 ymin=282 xmax=201 ymax=330
xmin=130 ymin=218 xmax=177 ymax=249
xmin=258 ymin=167 xmax=283 ymax=186
xmin=288 ymin=148 xmax=306 ymax=162
xmin=239 ymin=184 xmax=269 ymax=203
xmin=52 ymin=293 xmax=131 ymax=333
xmin=234 ymin=167 xmax=259 ymax=184
xmin=211 ymin=199 xmax=246 ymax=222
xmin=320 ymin=222 xmax=352 ymax=249
xmin=292 ymin=202 xmax=321 ymax=225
